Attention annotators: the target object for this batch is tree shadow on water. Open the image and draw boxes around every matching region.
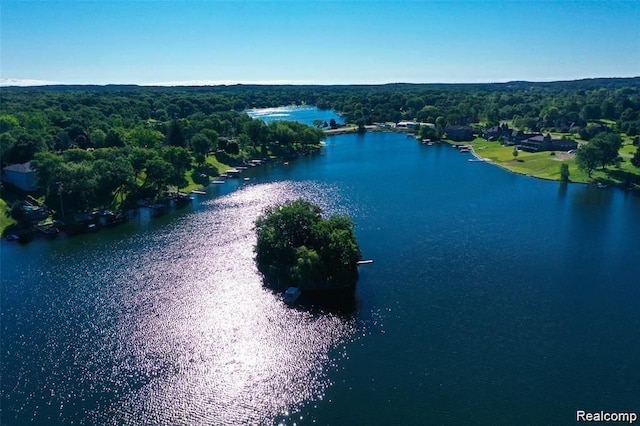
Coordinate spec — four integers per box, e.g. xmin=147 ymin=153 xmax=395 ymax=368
xmin=297 ymin=287 xmax=359 ymax=318
xmin=264 ymin=277 xmax=359 ymax=318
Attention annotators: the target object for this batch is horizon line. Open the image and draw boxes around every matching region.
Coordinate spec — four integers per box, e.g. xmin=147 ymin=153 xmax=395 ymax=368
xmin=2 ymin=76 xmax=639 ymax=88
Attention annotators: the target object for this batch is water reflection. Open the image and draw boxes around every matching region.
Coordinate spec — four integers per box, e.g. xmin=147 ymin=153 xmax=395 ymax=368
xmin=2 ymin=181 xmax=359 ymax=425
xmin=557 ymin=181 xmax=568 ymax=199
xmin=97 ymin=182 xmax=360 ymax=425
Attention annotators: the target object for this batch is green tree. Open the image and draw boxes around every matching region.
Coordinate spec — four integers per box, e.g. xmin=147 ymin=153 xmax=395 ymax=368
xmin=595 ymin=133 xmax=622 ymax=169
xmin=93 ymin=157 xmax=135 ymax=207
xmin=63 ymin=148 xmax=94 ymax=163
xmin=0 ymin=133 xmax=17 ymax=167
xmin=291 ymin=246 xmax=323 ymax=284
xmin=127 ymin=126 xmax=163 ymax=149
xmin=575 ymin=143 xmax=600 ymax=177
xmin=31 ymin=151 xmax=64 ymax=200
xmin=0 ymin=114 xmax=20 ymax=132
xmin=191 ymin=133 xmax=213 ymax=164
xmin=225 ymin=140 xmax=240 ymax=155
xmin=217 ymin=137 xmax=228 ymax=152
xmin=560 ymin=163 xmax=570 ymax=182
xmin=166 ymin=120 xmax=186 ymax=147
xmin=631 ymin=148 xmax=640 ymax=168
xmin=245 ymin=119 xmax=268 ymax=148
xmin=418 ymin=125 xmax=437 ymax=140
xmin=128 ymin=147 xmax=156 ymax=176
xmin=143 ymin=156 xmax=173 ymax=194
xmin=255 ymin=199 xmax=361 ymax=290
xmin=162 ymin=146 xmax=192 ymax=188
xmin=104 ymin=129 xmax=125 ymax=148
xmin=90 ymin=129 xmax=107 ymax=148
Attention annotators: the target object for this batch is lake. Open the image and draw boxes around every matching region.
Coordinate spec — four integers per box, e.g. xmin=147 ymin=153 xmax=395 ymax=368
xmin=246 ymin=105 xmax=344 ymax=126
xmin=1 ymin=108 xmax=639 ymax=425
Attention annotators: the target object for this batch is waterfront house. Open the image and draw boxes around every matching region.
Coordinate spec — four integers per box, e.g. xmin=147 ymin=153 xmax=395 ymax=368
xmin=518 ymin=134 xmax=578 ymax=152
xmin=444 ymin=125 xmax=474 ymax=141
xmin=1 ymin=162 xmax=37 ymax=192
xmin=483 ymin=124 xmax=512 ymax=141
xmin=483 ymin=125 xmax=503 ymax=140
xmin=510 ymin=130 xmax=538 ymax=144
xmin=396 ymin=121 xmax=418 ymax=129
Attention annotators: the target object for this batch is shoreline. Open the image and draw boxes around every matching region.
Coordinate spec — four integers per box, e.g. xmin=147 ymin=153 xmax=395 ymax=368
xmin=322 ymin=127 xmax=622 ymax=187
xmin=440 ymin=139 xmax=639 ymax=192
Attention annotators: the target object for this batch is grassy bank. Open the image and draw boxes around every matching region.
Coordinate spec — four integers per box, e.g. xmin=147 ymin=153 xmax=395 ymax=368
xmin=448 ymin=137 xmax=640 ymax=187
xmin=0 ymin=198 xmax=17 ymax=235
xmin=181 ymin=155 xmax=232 ymax=193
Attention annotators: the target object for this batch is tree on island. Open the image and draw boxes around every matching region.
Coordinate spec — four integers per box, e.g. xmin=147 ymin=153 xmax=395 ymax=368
xmin=254 ymin=199 xmax=361 ymax=291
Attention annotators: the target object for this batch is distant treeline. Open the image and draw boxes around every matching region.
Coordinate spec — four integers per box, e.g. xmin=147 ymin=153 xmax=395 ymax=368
xmin=1 ymin=78 xmax=639 ymax=214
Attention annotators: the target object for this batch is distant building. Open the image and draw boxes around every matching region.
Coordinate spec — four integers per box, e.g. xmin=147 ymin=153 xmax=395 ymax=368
xmin=510 ymin=130 xmax=538 ymax=143
xmin=444 ymin=125 xmax=474 ymax=141
xmin=518 ymin=135 xmax=578 ymax=152
xmin=396 ymin=121 xmax=418 ymax=129
xmin=1 ymin=162 xmax=36 ymax=192
xmin=483 ymin=124 xmax=510 ymax=141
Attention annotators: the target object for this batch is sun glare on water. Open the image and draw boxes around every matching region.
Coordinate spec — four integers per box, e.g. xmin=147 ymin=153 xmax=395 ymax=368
xmin=87 ymin=182 xmax=357 ymax=425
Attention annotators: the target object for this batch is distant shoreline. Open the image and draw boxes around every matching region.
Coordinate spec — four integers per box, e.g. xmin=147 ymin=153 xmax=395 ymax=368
xmin=324 ymin=125 xmax=399 ymax=136
xmin=322 ymin=126 xmax=638 ymax=190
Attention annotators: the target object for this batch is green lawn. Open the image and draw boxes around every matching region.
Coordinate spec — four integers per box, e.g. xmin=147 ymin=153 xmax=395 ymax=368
xmin=205 ymin=154 xmax=231 ymax=173
xmin=0 ymin=198 xmax=17 ymax=236
xmin=180 ymin=155 xmax=232 ymax=193
xmin=620 ymin=143 xmax=638 ymax=157
xmin=456 ymin=137 xmax=640 ymax=186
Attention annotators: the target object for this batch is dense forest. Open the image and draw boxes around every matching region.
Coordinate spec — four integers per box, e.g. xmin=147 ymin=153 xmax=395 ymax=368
xmin=1 ymin=78 xmax=640 ymax=228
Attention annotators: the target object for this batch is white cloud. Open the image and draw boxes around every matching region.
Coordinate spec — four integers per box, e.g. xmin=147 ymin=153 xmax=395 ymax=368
xmin=0 ymin=78 xmax=329 ymax=87
xmin=0 ymin=78 xmax=62 ymax=87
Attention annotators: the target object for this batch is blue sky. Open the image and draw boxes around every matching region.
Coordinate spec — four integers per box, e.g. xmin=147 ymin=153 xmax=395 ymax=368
xmin=1 ymin=0 xmax=638 ymax=86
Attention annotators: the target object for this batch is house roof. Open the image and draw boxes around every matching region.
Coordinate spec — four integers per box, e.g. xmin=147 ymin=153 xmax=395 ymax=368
xmin=2 ymin=161 xmax=33 ymax=173
xmin=445 ymin=125 xmax=473 ymax=131
xmin=526 ymin=135 xmax=545 ymax=143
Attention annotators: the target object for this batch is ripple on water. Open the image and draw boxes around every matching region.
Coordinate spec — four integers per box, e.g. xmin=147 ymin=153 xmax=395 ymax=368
xmin=1 ymin=181 xmax=361 ymax=425
xmin=59 ymin=181 xmax=360 ymax=424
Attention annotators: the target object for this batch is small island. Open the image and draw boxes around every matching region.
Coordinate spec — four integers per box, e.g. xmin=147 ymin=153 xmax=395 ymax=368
xmin=254 ymin=199 xmax=361 ymax=292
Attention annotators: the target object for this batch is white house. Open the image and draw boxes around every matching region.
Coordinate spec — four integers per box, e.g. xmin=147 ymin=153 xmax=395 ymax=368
xmin=2 ymin=162 xmax=37 ymax=191
xmin=396 ymin=121 xmax=418 ymax=129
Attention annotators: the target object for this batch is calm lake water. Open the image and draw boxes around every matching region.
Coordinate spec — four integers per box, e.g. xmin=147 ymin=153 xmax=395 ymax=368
xmin=246 ymin=105 xmax=343 ymax=126
xmin=2 ymin=108 xmax=639 ymax=425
